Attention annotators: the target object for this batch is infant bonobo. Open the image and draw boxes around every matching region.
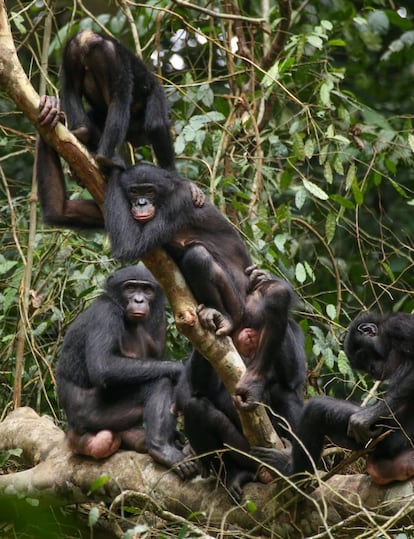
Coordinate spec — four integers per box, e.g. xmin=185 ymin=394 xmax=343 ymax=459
xmin=56 ymin=265 xmax=197 ymax=480
xmin=252 ymin=312 xmax=414 ymax=486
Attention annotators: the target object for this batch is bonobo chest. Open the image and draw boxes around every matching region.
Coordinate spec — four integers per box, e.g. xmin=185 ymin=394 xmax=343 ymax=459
xmin=121 ymin=325 xmax=161 ymax=359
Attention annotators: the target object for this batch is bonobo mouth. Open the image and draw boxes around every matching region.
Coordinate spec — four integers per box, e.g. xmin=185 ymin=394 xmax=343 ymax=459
xmin=128 ymin=310 xmax=147 ymax=319
xmin=131 ymin=207 xmax=155 ymax=222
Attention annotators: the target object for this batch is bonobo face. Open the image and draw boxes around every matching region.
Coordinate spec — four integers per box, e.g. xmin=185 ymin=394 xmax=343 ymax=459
xmin=122 ymin=279 xmax=156 ymax=321
xmin=345 ymin=317 xmax=388 ymax=379
xmin=127 ymin=183 xmax=157 ymax=222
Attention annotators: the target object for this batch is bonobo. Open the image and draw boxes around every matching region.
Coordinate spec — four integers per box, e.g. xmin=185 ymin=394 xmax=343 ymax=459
xmin=181 ymin=267 xmax=307 ymax=500
xmin=35 ymin=96 xmax=203 ymax=229
xmin=252 ymin=311 xmax=414 ymax=485
xmin=61 ymin=30 xmax=175 ymax=169
xmin=56 ymin=265 xmax=197 ymax=479
xmin=105 ymin=163 xmax=253 ymax=336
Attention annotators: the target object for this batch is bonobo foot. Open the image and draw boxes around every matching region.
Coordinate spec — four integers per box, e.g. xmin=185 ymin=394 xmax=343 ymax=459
xmin=250 ymin=442 xmax=293 ymax=479
xmin=148 ymin=445 xmax=199 ymax=480
xmin=66 ymin=428 xmax=121 ymax=459
xmin=225 ymin=468 xmax=255 ymax=503
xmin=119 ymin=428 xmax=147 ymax=452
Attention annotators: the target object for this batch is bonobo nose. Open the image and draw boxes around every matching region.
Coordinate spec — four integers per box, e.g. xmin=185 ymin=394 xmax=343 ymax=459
xmin=138 ymin=198 xmax=147 ymax=205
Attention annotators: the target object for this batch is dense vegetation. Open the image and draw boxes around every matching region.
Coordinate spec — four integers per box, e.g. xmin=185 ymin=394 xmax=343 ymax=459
xmin=0 ymin=0 xmax=413 ymax=536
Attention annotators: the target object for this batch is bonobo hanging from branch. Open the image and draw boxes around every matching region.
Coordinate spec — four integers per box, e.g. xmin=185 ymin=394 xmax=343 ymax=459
xmin=61 ymin=29 xmax=175 ymax=170
xmin=252 ymin=311 xmax=414 ymax=486
xmin=35 ymin=97 xmax=204 ymax=229
xmin=57 ymin=265 xmax=197 ymax=479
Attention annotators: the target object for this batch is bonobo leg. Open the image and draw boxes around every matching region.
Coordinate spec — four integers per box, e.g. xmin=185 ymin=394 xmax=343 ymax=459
xmin=366 ymin=450 xmax=414 ymax=485
xmin=252 ymin=396 xmax=362 ymax=479
xmin=143 ymin=378 xmax=198 ymax=480
xmin=180 ymin=244 xmax=245 ymax=336
xmin=184 ymin=396 xmax=256 ymax=501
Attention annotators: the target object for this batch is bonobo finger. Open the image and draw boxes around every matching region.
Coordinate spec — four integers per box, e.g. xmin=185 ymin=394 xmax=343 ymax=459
xmin=245 ymin=264 xmax=258 ymax=276
xmin=189 ymin=183 xmax=205 ymax=208
xmin=38 ymin=95 xmax=61 ymax=127
xmin=233 ymin=393 xmax=256 ymax=411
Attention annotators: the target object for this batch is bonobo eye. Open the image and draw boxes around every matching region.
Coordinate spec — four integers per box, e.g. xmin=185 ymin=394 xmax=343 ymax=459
xmin=127 ymin=185 xmax=155 ymax=199
xmin=357 ymin=322 xmax=378 ymax=337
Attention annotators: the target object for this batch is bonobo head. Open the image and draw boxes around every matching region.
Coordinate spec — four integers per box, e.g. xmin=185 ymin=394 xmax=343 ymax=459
xmin=344 ymin=312 xmax=390 ymax=380
xmin=119 ymin=164 xmax=176 ymax=223
xmin=104 ymin=265 xmax=165 ymax=325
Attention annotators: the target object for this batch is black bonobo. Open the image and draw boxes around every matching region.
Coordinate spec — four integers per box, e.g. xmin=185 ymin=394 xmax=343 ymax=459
xmin=181 ymin=267 xmax=307 ymax=500
xmin=56 ymin=265 xmax=197 ymax=479
xmin=61 ymin=30 xmax=175 ymax=170
xmin=105 ymin=163 xmax=252 ymax=337
xmin=35 ymin=96 xmax=204 ymax=229
xmin=252 ymin=311 xmax=414 ymax=486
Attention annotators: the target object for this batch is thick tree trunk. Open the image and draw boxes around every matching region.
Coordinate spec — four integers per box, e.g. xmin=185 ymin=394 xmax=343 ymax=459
xmin=1 ymin=408 xmax=414 ymax=538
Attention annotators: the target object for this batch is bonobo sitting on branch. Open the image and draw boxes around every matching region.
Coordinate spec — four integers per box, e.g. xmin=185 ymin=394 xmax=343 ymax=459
xmin=180 ymin=267 xmax=306 ymax=500
xmin=105 ymin=163 xmax=253 ymax=337
xmin=56 ymin=265 xmax=197 ymax=480
xmin=252 ymin=312 xmax=414 ymax=486
xmin=35 ymin=96 xmax=204 ymax=229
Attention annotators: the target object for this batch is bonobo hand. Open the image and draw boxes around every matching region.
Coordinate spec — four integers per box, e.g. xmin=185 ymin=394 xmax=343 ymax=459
xmin=245 ymin=265 xmax=272 ymax=292
xmin=234 ymin=372 xmax=264 ymax=411
xmin=38 ymin=95 xmax=64 ymax=128
xmin=189 ymin=183 xmax=205 ymax=208
xmin=196 ymin=304 xmax=233 ymax=336
xmin=347 ymin=408 xmax=383 ymax=444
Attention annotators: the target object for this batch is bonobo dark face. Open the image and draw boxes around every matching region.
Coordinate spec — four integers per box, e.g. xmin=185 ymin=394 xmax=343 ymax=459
xmin=122 ymin=280 xmax=156 ymax=321
xmin=344 ymin=315 xmax=389 ymax=380
xmin=127 ymin=183 xmax=156 ymax=222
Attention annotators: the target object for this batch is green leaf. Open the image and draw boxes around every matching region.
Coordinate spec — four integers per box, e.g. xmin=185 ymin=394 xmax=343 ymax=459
xmin=292 ymin=133 xmax=305 ymax=161
xmin=302 ymin=178 xmax=329 ymax=200
xmin=351 ymin=180 xmax=364 ymax=205
xmin=304 ymin=138 xmax=314 ymax=159
xmin=325 ymin=212 xmax=336 ymax=244
xmin=324 ymin=161 xmax=333 ymax=184
xmin=295 ymin=262 xmax=306 ymax=283
xmin=338 ymin=351 xmax=353 ymax=378
xmin=245 ymin=499 xmax=257 ymax=513
xmin=307 ymin=35 xmax=323 ymax=49
xmin=295 ymin=188 xmax=307 ymax=210
xmin=326 ymin=304 xmax=337 ymax=320
xmin=408 ymin=133 xmax=414 ymax=154
xmin=345 ymin=162 xmax=356 ymax=190
xmin=320 ymin=80 xmax=333 ymax=107
xmin=88 ymin=506 xmax=100 ymax=528
xmin=88 ymin=474 xmax=110 ymax=495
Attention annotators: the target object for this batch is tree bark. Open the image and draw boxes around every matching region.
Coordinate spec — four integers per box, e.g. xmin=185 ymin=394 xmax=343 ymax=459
xmin=1 ymin=408 xmax=414 ymax=537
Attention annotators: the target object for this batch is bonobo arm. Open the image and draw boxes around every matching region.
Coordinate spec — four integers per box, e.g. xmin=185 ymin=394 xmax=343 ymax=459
xmin=36 ymin=96 xmax=104 ymax=229
xmin=85 ymin=307 xmax=182 ymax=388
xmin=348 ymin=362 xmax=414 ymax=444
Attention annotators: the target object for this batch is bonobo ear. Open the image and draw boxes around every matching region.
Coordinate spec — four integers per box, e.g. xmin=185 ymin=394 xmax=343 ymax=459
xmin=357 ymin=322 xmax=378 ymax=336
